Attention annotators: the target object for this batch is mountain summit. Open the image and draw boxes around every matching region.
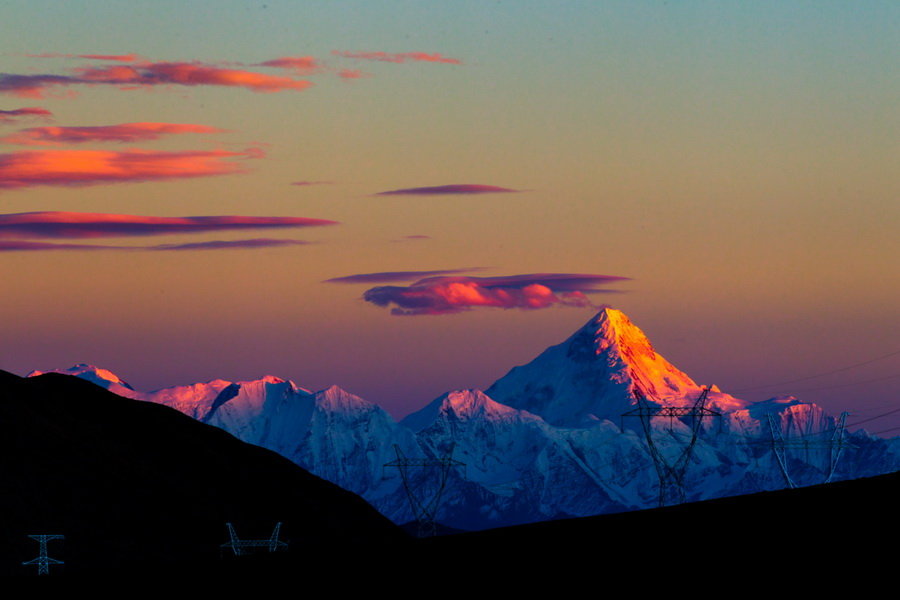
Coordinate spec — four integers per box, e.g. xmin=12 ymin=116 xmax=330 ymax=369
xmin=486 ymin=308 xmax=746 ymax=427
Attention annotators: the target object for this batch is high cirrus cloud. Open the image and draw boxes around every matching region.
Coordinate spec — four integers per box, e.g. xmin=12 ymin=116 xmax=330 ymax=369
xmin=332 ymin=51 xmax=462 ymax=65
xmin=362 ymin=273 xmax=629 ymax=316
xmin=0 ymin=107 xmax=53 ymax=124
xmin=0 ymin=238 xmax=309 ymax=252
xmin=1 ymin=122 xmax=225 ymax=145
xmin=375 ymin=184 xmax=521 ymax=196
xmin=0 ymin=148 xmax=262 ymax=190
xmin=0 ymin=212 xmax=337 ymax=239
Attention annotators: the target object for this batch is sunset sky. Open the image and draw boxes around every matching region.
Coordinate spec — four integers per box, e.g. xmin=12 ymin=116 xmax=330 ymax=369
xmin=1 ymin=1 xmax=897 ymax=431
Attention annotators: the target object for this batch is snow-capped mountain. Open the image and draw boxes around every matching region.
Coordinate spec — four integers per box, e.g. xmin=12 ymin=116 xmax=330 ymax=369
xmin=485 ymin=308 xmax=746 ymax=426
xmin=28 ymin=363 xmax=143 ymax=400
xmin=29 ymin=308 xmax=900 ymax=530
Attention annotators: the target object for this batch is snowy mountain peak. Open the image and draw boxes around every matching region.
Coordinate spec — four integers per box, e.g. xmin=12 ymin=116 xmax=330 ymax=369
xmin=28 ymin=363 xmax=134 ymax=389
xmin=314 ymin=385 xmax=377 ymax=413
xmin=27 ymin=364 xmax=141 ymax=398
xmin=438 ymin=389 xmax=505 ymax=416
xmin=401 ymin=388 xmax=543 ymax=432
xmin=486 ymin=308 xmax=746 ymax=426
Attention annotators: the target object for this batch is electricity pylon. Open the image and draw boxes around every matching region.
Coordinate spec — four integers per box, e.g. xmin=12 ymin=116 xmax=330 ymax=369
xmin=384 ymin=444 xmax=465 ymax=537
xmin=220 ymin=522 xmax=288 ymax=557
xmin=22 ymin=534 xmax=64 ymax=576
xmin=622 ymin=386 xmax=721 ymax=507
xmin=763 ymin=411 xmax=852 ymax=488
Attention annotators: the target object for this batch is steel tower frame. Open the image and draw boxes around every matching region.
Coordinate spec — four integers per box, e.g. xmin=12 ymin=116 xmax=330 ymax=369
xmin=622 ymin=386 xmax=722 ymax=507
xmin=384 ymin=444 xmax=465 ymax=537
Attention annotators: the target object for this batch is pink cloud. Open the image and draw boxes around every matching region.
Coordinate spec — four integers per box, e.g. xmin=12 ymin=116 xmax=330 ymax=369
xmin=375 ymin=184 xmax=522 ymax=196
xmin=0 ymin=107 xmax=53 ymax=124
xmin=0 ymin=211 xmax=338 ymax=239
xmin=337 ymin=69 xmax=371 ymax=80
xmin=0 ymin=148 xmax=262 ymax=190
xmin=332 ymin=51 xmax=462 ymax=65
xmin=1 ymin=122 xmax=225 ymax=145
xmin=75 ymin=62 xmax=314 ymax=93
xmin=361 ymin=273 xmax=628 ymax=316
xmin=255 ymin=56 xmax=321 ymax=74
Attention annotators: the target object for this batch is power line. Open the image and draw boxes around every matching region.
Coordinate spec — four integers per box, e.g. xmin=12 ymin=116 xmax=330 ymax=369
xmin=873 ymin=426 xmax=900 ymax=436
xmin=731 ymin=349 xmax=900 ymax=393
xmin=847 ymin=405 xmax=900 ymax=429
xmin=740 ymin=373 xmax=900 ymax=406
xmin=765 ymin=373 xmax=900 ymax=395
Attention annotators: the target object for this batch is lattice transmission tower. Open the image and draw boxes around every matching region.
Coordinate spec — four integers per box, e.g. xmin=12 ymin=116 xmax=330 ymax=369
xmin=622 ymin=386 xmax=721 ymax=507
xmin=384 ymin=444 xmax=465 ymax=537
xmin=762 ymin=411 xmax=852 ymax=489
xmin=22 ymin=534 xmax=64 ymax=576
xmin=220 ymin=522 xmax=288 ymax=557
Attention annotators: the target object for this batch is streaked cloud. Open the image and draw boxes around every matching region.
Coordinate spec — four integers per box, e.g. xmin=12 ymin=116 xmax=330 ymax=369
xmin=375 ymin=184 xmax=521 ymax=196
xmin=150 ymin=238 xmax=310 ymax=251
xmin=74 ymin=61 xmax=314 ymax=93
xmin=324 ymin=268 xmax=485 ymax=284
xmin=361 ymin=273 xmax=629 ymax=316
xmin=0 ymin=107 xmax=53 ymax=124
xmin=255 ymin=56 xmax=321 ymax=74
xmin=0 ymin=148 xmax=262 ymax=190
xmin=337 ymin=69 xmax=371 ymax=80
xmin=0 ymin=240 xmax=114 ymax=251
xmin=0 ymin=74 xmax=79 ymax=98
xmin=1 ymin=61 xmax=313 ymax=98
xmin=290 ymin=180 xmax=335 ymax=186
xmin=0 ymin=238 xmax=309 ymax=252
xmin=1 ymin=122 xmax=225 ymax=145
xmin=332 ymin=51 xmax=462 ymax=65
xmin=24 ymin=53 xmax=142 ymax=62
xmin=0 ymin=211 xmax=338 ymax=239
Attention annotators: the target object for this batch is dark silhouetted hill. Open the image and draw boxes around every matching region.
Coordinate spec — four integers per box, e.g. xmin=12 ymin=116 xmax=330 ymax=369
xmin=0 ymin=370 xmax=407 ymax=576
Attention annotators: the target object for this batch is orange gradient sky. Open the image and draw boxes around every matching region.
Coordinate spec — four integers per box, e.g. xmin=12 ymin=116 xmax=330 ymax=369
xmin=1 ymin=1 xmax=897 ymax=428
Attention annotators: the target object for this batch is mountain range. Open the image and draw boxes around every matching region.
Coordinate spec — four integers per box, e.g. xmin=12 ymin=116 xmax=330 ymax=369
xmin=29 ymin=308 xmax=900 ymax=530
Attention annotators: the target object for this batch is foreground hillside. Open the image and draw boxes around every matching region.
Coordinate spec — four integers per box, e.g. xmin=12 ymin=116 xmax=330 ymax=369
xmin=0 ymin=370 xmax=406 ymax=576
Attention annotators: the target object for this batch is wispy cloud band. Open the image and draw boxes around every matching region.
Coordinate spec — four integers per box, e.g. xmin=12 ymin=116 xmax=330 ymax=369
xmin=0 ymin=211 xmax=338 ymax=239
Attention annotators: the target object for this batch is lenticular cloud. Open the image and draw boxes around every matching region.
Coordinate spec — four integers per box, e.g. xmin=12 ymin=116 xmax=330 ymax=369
xmin=362 ymin=273 xmax=629 ymax=316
